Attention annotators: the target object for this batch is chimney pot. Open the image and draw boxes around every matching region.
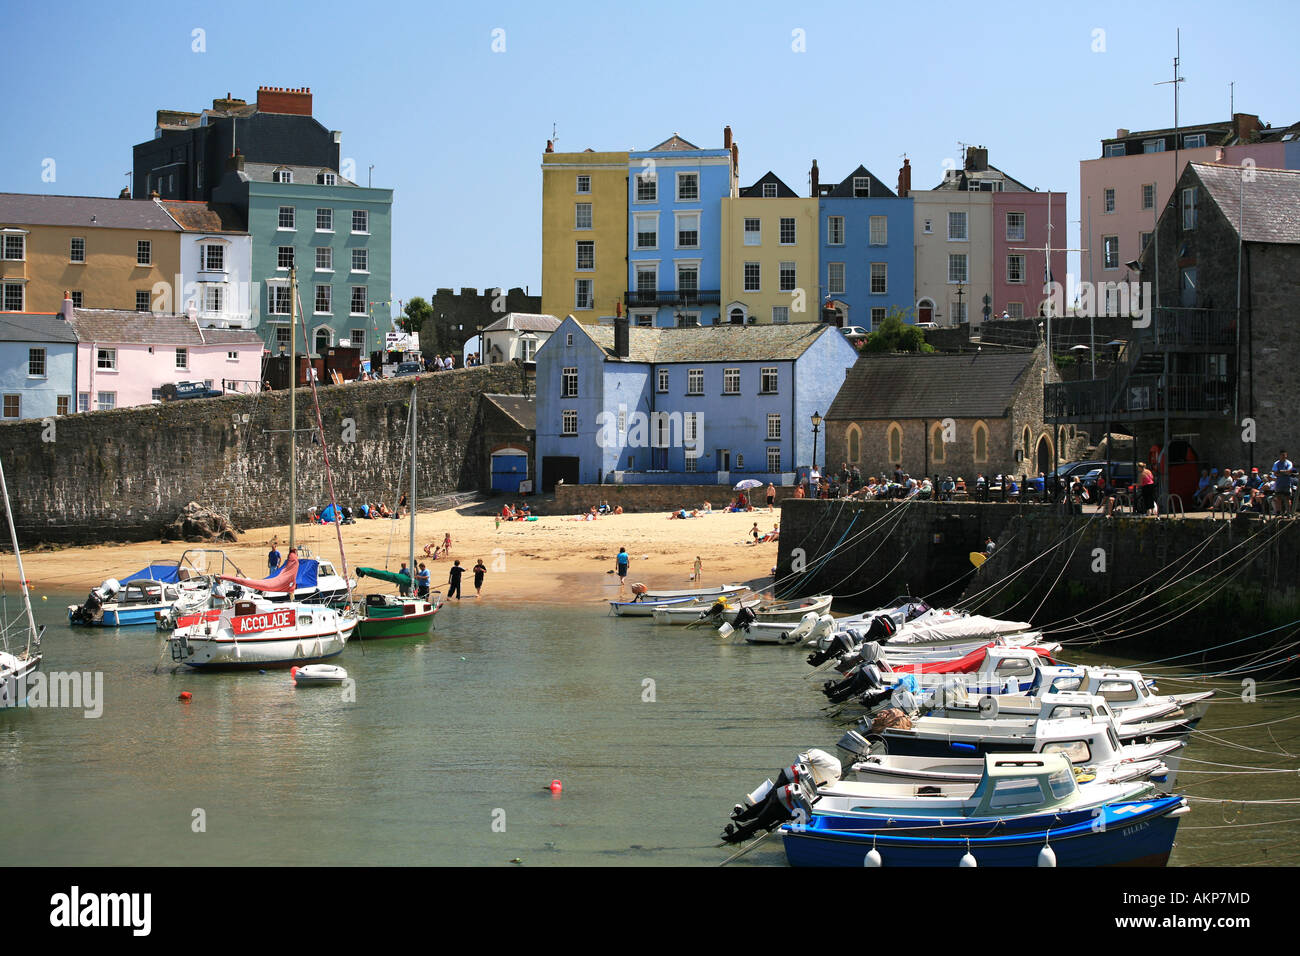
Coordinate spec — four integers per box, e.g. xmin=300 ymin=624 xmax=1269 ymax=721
xmin=614 ymin=316 xmax=630 ymax=359
xmin=723 ymin=125 xmax=732 ymax=149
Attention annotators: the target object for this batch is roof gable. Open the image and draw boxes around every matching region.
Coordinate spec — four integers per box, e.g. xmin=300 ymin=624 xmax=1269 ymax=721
xmin=647 ymin=134 xmax=700 ymax=152
xmin=826 ymin=166 xmax=897 ymax=198
xmin=1190 ymin=163 xmax=1300 ymax=244
xmin=575 ymin=322 xmax=838 ymax=364
xmin=740 ymin=172 xmax=798 ymax=198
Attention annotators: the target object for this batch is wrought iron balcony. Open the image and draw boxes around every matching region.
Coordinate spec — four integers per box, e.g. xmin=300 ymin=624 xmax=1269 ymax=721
xmin=624 ymin=289 xmax=721 ymax=308
xmin=1046 ymin=373 xmax=1232 ymax=424
xmin=1146 ymin=308 xmax=1240 ymax=350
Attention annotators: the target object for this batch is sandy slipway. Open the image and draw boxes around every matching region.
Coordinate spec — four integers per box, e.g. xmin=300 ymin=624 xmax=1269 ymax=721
xmin=18 ymin=503 xmax=779 ymax=606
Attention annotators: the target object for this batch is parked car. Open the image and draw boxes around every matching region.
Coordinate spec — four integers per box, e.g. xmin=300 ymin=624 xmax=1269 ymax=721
xmin=393 ymin=361 xmax=422 ymax=377
xmin=840 ymin=326 xmax=870 ymax=341
xmin=159 ymin=381 xmax=223 ymax=401
xmin=1079 ymin=463 xmax=1139 ymax=501
xmin=915 ymin=321 xmax=939 ymax=330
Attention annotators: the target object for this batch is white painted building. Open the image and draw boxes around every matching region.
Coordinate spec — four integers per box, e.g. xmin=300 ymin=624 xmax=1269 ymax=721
xmin=160 ymin=200 xmax=256 ymax=329
xmin=480 ymin=313 xmax=560 ymax=365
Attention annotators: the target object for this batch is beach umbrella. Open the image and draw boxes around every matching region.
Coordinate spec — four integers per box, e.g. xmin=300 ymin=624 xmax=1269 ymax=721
xmin=734 ymin=479 xmax=763 ymax=490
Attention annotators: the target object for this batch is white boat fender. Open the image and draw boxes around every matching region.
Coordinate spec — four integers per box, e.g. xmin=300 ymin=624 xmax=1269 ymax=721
xmin=864 ymin=847 xmax=883 ymax=867
xmin=959 ymin=848 xmax=978 ymax=867
xmin=1038 ymin=843 xmax=1057 ymax=867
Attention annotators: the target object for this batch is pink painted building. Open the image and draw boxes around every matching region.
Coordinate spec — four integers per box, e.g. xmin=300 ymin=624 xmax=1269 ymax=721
xmin=991 ymin=191 xmax=1067 ymax=320
xmin=1079 ymin=113 xmax=1296 ymax=294
xmin=61 ymin=299 xmax=265 ymax=411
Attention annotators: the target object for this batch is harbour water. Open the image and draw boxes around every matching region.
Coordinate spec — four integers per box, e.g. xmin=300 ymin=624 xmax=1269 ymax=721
xmin=2 ymin=592 xmax=1297 ymax=866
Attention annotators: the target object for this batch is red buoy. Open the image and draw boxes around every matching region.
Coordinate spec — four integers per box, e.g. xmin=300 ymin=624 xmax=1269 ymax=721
xmin=550 ymin=779 xmax=562 ymax=793
xmin=178 ymin=691 xmax=192 ymax=702
xmin=290 ymin=666 xmax=299 ymax=679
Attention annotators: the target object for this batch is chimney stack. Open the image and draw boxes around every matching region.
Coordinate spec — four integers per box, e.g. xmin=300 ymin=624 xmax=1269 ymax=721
xmin=964 ymin=146 xmax=988 ymax=172
xmin=226 ymin=149 xmax=245 ymax=173
xmin=1232 ymin=112 xmax=1262 ymax=142
xmin=614 ymin=315 xmax=630 ymax=359
xmin=256 ymin=85 xmax=313 ymax=116
xmin=1116 ymin=128 xmax=1130 ymax=139
xmin=810 ymin=159 xmax=819 ymax=197
xmin=723 ymin=125 xmax=732 ymax=149
xmin=545 ymin=139 xmax=554 ymax=153
xmin=897 ymin=158 xmax=911 ymax=198
xmin=61 ymin=292 xmax=74 ymax=321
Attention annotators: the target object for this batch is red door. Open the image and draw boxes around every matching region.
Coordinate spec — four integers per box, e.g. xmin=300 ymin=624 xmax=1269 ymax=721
xmin=919 ymin=304 xmax=933 ymax=324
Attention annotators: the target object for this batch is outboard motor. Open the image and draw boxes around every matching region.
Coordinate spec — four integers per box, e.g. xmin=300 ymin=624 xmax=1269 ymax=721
xmin=834 ymin=639 xmax=883 ymax=675
xmin=723 ymin=750 xmax=838 ymax=844
xmin=807 ymin=629 xmax=855 ymax=667
xmin=823 ymin=662 xmax=883 ymax=703
xmin=866 ymin=614 xmax=897 ymax=642
xmin=732 ymin=605 xmax=757 ymax=633
xmin=69 ymin=589 xmax=105 ymax=625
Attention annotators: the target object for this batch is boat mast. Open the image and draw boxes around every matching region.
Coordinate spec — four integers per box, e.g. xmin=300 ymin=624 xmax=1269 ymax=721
xmin=0 ymin=452 xmax=39 ymax=653
xmin=409 ymin=382 xmax=417 ymax=592
xmin=289 ymin=265 xmax=297 ymax=554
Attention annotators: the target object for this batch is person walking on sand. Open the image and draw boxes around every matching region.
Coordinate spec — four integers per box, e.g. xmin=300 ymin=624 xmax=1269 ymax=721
xmin=766 ymin=483 xmax=776 ymax=512
xmin=268 ymin=542 xmax=281 ymax=575
xmin=473 ymin=558 xmax=487 ymax=597
xmin=616 ymin=547 xmax=630 ymax=592
xmin=447 ymin=559 xmax=464 ymax=601
xmin=751 ymin=522 xmax=761 ymax=544
xmin=692 ymin=555 xmax=703 ymax=583
xmin=443 ymin=532 xmax=452 ymax=555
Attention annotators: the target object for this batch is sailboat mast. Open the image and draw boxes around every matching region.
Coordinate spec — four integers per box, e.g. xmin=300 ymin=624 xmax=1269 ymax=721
xmin=289 ymin=265 xmax=297 ymax=553
xmin=408 ymin=383 xmax=417 ymax=585
xmin=0 ymin=453 xmax=39 ymax=652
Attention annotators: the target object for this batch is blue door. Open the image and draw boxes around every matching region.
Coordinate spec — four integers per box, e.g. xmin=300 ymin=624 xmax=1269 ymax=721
xmin=492 ymin=454 xmax=528 ymax=493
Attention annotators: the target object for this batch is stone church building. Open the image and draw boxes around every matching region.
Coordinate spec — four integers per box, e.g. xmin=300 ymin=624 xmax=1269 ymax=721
xmin=824 ymin=345 xmax=1085 ymax=481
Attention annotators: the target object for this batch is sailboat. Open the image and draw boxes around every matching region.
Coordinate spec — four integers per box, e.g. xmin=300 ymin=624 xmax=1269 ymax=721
xmin=0 ymin=451 xmax=43 ymax=708
xmin=166 ymin=265 xmax=357 ymax=669
xmin=351 ymin=381 xmax=440 ymax=639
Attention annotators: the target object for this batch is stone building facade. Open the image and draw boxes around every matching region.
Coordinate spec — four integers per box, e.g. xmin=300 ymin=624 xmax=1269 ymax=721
xmin=824 ymin=345 xmax=1083 ymax=482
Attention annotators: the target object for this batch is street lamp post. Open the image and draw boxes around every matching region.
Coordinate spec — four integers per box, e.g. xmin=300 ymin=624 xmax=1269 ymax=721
xmin=811 ymin=410 xmax=823 ymax=485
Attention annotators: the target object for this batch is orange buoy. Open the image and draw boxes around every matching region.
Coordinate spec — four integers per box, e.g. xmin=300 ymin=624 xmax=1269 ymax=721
xmin=550 ymin=779 xmax=562 ymax=793
xmin=178 ymin=691 xmax=193 ymax=701
xmin=290 ymin=666 xmax=299 ymax=679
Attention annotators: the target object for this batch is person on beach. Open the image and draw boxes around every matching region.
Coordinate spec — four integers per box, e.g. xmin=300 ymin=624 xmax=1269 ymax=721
xmin=443 ymin=532 xmax=452 ymax=555
xmin=416 ymin=563 xmax=430 ymax=599
xmin=398 ymin=562 xmax=412 ymax=597
xmin=473 ymin=558 xmax=487 ymax=597
xmin=693 ymin=556 xmax=703 ymax=583
xmin=268 ymin=544 xmax=281 ymax=575
xmin=766 ymin=483 xmax=776 ymax=512
xmin=750 ymin=523 xmax=761 ymax=544
xmin=616 ymin=547 xmax=630 ymax=593
xmin=447 ymin=560 xmax=463 ymax=600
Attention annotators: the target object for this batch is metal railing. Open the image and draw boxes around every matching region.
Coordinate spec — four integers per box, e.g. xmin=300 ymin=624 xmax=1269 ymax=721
xmin=624 ymin=290 xmax=722 ymax=307
xmin=1046 ymin=372 xmax=1231 ymax=421
xmin=1149 ymin=308 xmax=1238 ymax=349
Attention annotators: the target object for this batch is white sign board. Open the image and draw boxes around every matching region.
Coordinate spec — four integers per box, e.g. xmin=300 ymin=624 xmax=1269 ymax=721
xmin=385 ymin=331 xmax=420 ymax=352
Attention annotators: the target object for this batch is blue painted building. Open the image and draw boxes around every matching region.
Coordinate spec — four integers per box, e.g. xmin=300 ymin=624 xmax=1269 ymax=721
xmin=814 ymin=162 xmax=915 ymax=329
xmin=0 ymin=313 xmax=77 ymax=421
xmin=534 ymin=316 xmax=859 ymax=490
xmin=625 ymin=131 xmax=739 ymax=328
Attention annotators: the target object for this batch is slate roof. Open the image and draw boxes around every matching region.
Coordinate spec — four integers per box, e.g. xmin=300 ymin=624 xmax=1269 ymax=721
xmin=0 ymin=194 xmax=180 ymax=231
xmin=159 ymin=200 xmax=246 ymax=233
xmin=647 ymin=134 xmax=700 ymax=151
xmin=826 ymin=350 xmax=1039 ymax=421
xmin=1192 ymin=163 xmax=1300 ymax=244
xmin=65 ymin=309 xmax=265 ymax=347
xmin=484 ymin=394 xmax=537 ymax=431
xmin=739 ymin=172 xmax=799 ymax=198
xmin=824 ymin=165 xmax=897 ymax=199
xmin=0 ymin=313 xmax=78 ymax=344
xmin=482 ymin=313 xmax=561 ymax=334
xmin=577 ymin=322 xmax=836 ymax=364
xmin=242 ymin=162 xmax=357 ymax=186
xmin=933 ymin=164 xmax=1033 ymax=192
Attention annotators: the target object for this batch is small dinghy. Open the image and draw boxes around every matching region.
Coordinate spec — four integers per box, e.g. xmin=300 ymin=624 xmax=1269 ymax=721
xmin=291 ymin=664 xmax=348 ymax=686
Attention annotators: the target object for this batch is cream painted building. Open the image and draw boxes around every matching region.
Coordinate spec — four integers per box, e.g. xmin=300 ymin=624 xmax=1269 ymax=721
xmin=912 ymin=187 xmax=993 ymax=328
xmin=540 ymin=147 xmax=628 ymax=324
xmin=0 ymin=193 xmax=182 ymax=315
xmin=720 ymin=173 xmax=819 ymax=325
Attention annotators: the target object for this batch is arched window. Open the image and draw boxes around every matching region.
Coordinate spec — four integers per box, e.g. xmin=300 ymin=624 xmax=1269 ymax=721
xmin=973 ymin=422 xmax=988 ymax=463
xmin=1058 ymin=427 xmax=1067 ymax=453
xmin=729 ymin=307 xmax=745 ymax=325
xmin=1023 ymin=426 xmax=1033 ymax=458
xmin=847 ymin=425 xmax=861 ymax=464
xmin=887 ymin=422 xmax=902 ymax=464
xmin=931 ymin=422 xmax=946 ymax=462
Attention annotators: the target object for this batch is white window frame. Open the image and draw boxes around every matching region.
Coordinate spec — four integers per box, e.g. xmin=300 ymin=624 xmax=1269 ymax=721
xmin=635 ymin=262 xmax=658 ymax=295
xmin=743 ymin=217 xmax=761 ymax=246
xmin=1103 ymin=188 xmax=1115 ymax=214
xmin=1143 ymin=138 xmax=1166 ymax=154
xmin=575 ymin=203 xmax=593 ymax=230
xmin=562 ymin=367 xmax=578 ymax=398
xmin=315 ymin=284 xmax=332 ymax=314
xmin=722 ymin=368 xmax=740 ymax=395
xmin=827 ymin=215 xmax=844 ymax=245
xmin=351 ymin=248 xmax=368 ymax=273
xmin=767 ymin=446 xmax=781 ymax=474
xmin=2 ymin=233 xmax=26 ymax=261
xmin=761 ymin=182 xmax=777 ymax=198
xmin=351 ymin=209 xmax=370 ymax=234
xmin=278 ymin=206 xmax=296 ymax=230
xmin=767 ymin=413 xmax=781 ymax=441
xmin=28 ymin=348 xmax=46 ymax=378
xmin=576 ymin=174 xmax=591 ymax=194
xmin=1141 ymin=183 xmax=1155 ymax=210
xmin=274 ymin=168 xmax=293 ymax=184
xmin=675 ymin=211 xmax=700 ymax=250
xmin=97 ymin=347 xmax=117 ymax=371
xmin=561 ymin=410 xmax=578 ymax=436
xmin=350 ymin=286 xmax=368 ymax=316
xmin=1184 ymin=133 xmax=1206 ymax=149
xmin=1102 ymin=235 xmax=1119 ymax=269
xmin=1005 ymin=212 xmax=1025 ymax=241
xmin=852 ymin=176 xmax=870 ymax=197
xmin=743 ymin=261 xmax=761 ymax=293
xmin=948 ymin=254 xmax=968 ymax=283
xmin=70 ymin=237 xmax=85 ymax=263
xmin=175 ymin=347 xmax=188 ymax=370
xmin=204 ymin=284 xmax=224 ymax=313
xmin=634 ymin=213 xmax=657 ymax=249
xmin=574 ymin=279 xmax=593 ymax=310
xmin=868 ymin=215 xmax=887 ymax=246
xmin=779 ymin=217 xmax=796 ymax=245
xmin=676 ymin=171 xmax=699 ymax=202
xmin=948 ymin=211 xmax=968 ymax=241
xmin=760 ymin=366 xmax=778 ymax=394
xmin=828 ymin=262 xmax=845 ymax=295
xmin=687 ymin=368 xmax=704 ymax=395
xmin=576 ymin=240 xmax=595 ymax=271
xmin=870 ymin=307 xmax=887 ymax=328
xmin=3 ymin=283 xmax=25 ymax=311
xmin=316 ymin=247 xmax=333 ymax=272
xmin=136 ymin=240 xmax=152 ymax=265
xmin=636 ymin=172 xmax=657 ymax=203
xmin=316 ymin=208 xmax=334 ymax=232
xmin=771 ymin=306 xmax=789 ymax=325
xmin=1181 ymin=187 xmax=1197 ymax=230
xmin=277 ymin=246 xmax=294 ymax=270
xmin=657 ymin=368 xmax=669 ymax=393
xmin=1007 ymin=254 xmax=1025 ymax=284
xmin=779 ymin=261 xmax=796 ymax=293
xmin=870 ymin=262 xmax=887 ymax=294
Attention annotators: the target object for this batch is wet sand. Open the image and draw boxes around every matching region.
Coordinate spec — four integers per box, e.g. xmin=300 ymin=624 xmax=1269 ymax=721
xmin=18 ymin=504 xmax=781 ymax=606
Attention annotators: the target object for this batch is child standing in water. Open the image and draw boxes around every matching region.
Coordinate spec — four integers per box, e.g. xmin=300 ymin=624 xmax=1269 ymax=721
xmin=473 ymin=558 xmax=487 ymax=597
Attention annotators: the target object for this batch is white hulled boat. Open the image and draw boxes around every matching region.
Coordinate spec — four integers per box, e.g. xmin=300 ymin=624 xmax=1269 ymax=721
xmin=168 ymin=593 xmax=354 ymax=670
xmin=0 ymin=451 xmax=42 ymax=708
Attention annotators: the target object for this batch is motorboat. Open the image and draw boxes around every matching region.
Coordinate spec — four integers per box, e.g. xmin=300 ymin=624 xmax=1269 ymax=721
xmin=639 ymin=583 xmax=748 ymax=602
xmin=168 ymin=596 xmax=355 ymax=670
xmin=609 ymin=594 xmax=698 ymax=616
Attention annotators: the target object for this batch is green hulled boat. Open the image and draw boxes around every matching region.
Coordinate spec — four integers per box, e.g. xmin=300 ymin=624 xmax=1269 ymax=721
xmin=352 ymin=567 xmax=439 ymax=639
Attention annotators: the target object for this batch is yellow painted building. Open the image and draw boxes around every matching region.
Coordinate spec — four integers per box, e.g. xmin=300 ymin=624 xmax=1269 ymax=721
xmin=540 ymin=149 xmax=627 ymax=324
xmin=0 ymin=194 xmax=182 ymax=314
xmin=720 ymin=175 xmax=819 ymax=325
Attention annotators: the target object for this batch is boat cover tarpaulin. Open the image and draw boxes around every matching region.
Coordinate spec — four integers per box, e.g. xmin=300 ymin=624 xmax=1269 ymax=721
xmin=891 ymin=645 xmax=1055 ymax=676
xmin=356 ymin=567 xmax=412 ymax=588
xmin=121 ymin=563 xmax=182 ymax=584
xmin=218 ymin=553 xmax=316 ymax=592
xmin=886 ymin=614 xmax=1031 ymax=646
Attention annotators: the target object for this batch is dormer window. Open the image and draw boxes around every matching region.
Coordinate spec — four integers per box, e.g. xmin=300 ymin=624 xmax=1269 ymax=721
xmin=274 ymin=168 xmax=294 ymax=184
xmin=762 ymin=182 xmax=777 ymax=198
xmin=853 ymin=176 xmax=870 ymax=197
xmin=317 ymin=171 xmax=337 ymax=186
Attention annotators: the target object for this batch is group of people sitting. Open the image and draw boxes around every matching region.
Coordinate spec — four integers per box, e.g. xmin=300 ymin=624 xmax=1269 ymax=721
xmin=422 ymin=533 xmax=454 ymax=559
xmin=500 ymin=502 xmax=532 ymax=521
xmin=1193 ymin=453 xmax=1296 ymax=515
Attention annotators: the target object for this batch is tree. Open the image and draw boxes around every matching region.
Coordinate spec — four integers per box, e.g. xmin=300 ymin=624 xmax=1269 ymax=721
xmin=400 ymin=297 xmax=432 ymax=334
xmin=864 ymin=307 xmax=934 ymax=354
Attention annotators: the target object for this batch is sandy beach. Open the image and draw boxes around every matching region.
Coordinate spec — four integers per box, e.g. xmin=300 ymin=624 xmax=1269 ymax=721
xmin=18 ymin=504 xmax=781 ymax=606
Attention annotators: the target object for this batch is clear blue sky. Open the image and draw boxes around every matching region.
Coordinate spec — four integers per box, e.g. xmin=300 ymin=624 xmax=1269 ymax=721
xmin=3 ymin=0 xmax=1297 ymax=319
